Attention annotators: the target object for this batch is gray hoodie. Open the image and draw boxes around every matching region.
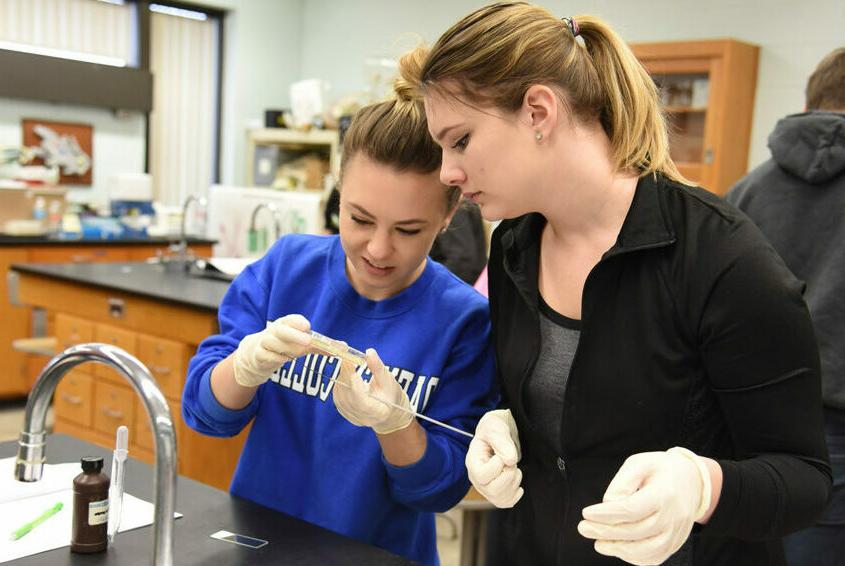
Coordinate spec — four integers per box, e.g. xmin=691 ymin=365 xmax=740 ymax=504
xmin=727 ymin=111 xmax=845 ymax=410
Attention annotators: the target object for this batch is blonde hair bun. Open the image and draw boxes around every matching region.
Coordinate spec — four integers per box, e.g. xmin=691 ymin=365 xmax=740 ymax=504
xmin=393 ymin=76 xmax=418 ymax=103
xmin=396 ymin=45 xmax=428 ymax=97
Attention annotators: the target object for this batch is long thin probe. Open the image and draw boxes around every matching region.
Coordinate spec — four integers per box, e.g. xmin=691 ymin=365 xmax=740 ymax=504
xmin=329 ymin=376 xmax=475 ymax=439
xmin=307 ymin=331 xmax=475 ymax=438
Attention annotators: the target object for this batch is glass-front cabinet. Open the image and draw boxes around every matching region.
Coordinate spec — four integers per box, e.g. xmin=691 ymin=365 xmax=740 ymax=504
xmin=631 ymin=40 xmax=759 ymax=195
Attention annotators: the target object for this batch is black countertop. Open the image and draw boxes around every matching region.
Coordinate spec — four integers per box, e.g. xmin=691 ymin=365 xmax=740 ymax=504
xmin=11 ymin=262 xmax=229 ymax=311
xmin=1 ymin=434 xmax=417 ymax=565
xmin=0 ymin=235 xmax=216 ymax=246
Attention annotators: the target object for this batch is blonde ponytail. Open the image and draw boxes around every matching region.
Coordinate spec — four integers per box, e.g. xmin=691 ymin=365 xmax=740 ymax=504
xmin=410 ymin=2 xmax=685 ymax=182
xmin=576 ymin=16 xmax=683 ymax=180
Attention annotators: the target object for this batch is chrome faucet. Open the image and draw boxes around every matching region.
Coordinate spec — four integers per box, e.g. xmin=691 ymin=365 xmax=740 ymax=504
xmin=248 ymin=202 xmax=283 ymax=252
xmin=15 ymin=343 xmax=177 ymax=566
xmin=177 ymin=195 xmax=208 ymax=268
xmin=249 ymin=202 xmax=283 ymax=240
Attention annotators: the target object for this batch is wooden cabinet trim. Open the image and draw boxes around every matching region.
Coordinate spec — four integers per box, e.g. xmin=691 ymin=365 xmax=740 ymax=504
xmin=16 ymin=271 xmax=217 ymax=344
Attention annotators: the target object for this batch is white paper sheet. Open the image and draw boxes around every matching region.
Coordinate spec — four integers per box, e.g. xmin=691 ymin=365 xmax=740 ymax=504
xmin=204 ymin=256 xmax=255 ymax=276
xmin=0 ymin=458 xmax=181 ymax=563
xmin=0 ymin=459 xmax=80 ymax=505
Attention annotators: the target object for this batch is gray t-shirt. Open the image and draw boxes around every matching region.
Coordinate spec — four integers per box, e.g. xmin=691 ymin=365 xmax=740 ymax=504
xmin=524 ymin=296 xmax=581 ymax=455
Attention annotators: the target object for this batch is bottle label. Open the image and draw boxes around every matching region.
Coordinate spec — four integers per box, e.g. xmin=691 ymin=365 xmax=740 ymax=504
xmin=88 ymin=499 xmax=109 ymax=526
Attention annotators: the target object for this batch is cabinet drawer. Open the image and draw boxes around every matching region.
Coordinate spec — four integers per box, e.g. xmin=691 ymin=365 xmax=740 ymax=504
xmin=137 ymin=335 xmax=187 ymax=400
xmin=54 ymin=369 xmax=94 ymax=427
xmin=93 ymin=324 xmax=137 ymax=382
xmin=93 ymin=381 xmax=135 ymax=440
xmin=55 ymin=314 xmax=95 ymax=350
xmin=134 ymin=398 xmax=182 ymax=454
xmin=28 ymin=246 xmax=130 ymax=264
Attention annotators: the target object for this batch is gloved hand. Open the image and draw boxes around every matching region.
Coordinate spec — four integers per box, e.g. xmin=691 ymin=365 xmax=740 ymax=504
xmin=465 ymin=409 xmax=524 ymax=508
xmin=232 ymin=314 xmax=312 ymax=387
xmin=332 ymin=349 xmax=415 ymax=435
xmin=577 ymin=447 xmax=713 ymax=566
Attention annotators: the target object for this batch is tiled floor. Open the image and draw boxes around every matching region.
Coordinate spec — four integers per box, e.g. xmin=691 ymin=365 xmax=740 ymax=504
xmin=0 ymin=400 xmax=463 ymax=566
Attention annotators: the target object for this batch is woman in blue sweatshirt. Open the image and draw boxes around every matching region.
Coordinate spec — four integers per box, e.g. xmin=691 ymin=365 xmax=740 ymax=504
xmin=182 ymin=79 xmax=498 ymax=566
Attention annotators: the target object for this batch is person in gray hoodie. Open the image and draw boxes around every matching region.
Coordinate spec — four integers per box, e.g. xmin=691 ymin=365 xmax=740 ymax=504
xmin=727 ymin=46 xmax=845 ymax=566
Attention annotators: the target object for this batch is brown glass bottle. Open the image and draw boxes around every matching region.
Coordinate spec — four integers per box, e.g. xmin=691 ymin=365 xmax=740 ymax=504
xmin=71 ymin=456 xmax=109 ymax=553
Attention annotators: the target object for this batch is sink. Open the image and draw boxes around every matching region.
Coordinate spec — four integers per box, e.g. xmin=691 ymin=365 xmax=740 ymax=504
xmin=187 ymin=257 xmax=256 ymax=282
xmin=187 ymin=262 xmax=235 ymax=282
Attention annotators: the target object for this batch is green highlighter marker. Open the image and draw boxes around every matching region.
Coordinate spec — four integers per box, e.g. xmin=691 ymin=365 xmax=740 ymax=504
xmin=9 ymin=502 xmax=64 ymax=541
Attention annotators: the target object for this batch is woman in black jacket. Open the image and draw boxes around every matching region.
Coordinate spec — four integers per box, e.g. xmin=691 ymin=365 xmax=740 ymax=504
xmin=400 ymin=3 xmax=831 ymax=565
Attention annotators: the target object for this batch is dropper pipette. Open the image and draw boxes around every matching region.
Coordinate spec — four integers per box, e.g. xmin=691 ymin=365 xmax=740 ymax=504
xmin=108 ymin=425 xmax=128 ymax=544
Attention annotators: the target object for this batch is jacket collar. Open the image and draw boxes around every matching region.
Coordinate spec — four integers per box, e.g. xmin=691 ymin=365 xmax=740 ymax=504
xmin=608 ymin=173 xmax=676 ymax=256
xmin=500 ymin=174 xmax=676 ymax=303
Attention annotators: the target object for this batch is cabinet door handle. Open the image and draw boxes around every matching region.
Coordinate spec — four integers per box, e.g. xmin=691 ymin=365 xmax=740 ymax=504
xmin=61 ymin=394 xmax=83 ymax=406
xmin=101 ymin=408 xmax=124 ymax=419
xmin=108 ymin=298 xmax=126 ymax=319
xmin=70 ymin=254 xmax=92 ymax=263
xmin=151 ymin=365 xmax=171 ymax=375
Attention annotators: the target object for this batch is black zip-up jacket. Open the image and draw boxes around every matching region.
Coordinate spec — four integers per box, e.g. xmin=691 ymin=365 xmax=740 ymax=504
xmin=487 ymin=174 xmax=831 ymax=565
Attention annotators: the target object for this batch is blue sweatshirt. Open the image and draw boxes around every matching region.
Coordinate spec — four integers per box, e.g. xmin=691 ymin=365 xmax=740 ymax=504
xmin=183 ymin=234 xmax=498 ymax=566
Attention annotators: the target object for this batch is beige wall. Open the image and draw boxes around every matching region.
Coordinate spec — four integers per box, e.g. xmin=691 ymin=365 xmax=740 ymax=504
xmin=299 ymin=0 xmax=845 ymax=175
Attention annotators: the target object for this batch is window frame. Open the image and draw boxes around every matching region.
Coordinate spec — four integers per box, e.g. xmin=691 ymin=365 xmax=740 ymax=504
xmin=136 ymin=0 xmax=225 ymax=182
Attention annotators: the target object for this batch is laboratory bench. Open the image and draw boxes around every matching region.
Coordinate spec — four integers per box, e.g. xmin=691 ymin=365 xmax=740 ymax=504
xmin=11 ymin=259 xmax=228 ymax=311
xmin=9 ymin=261 xmax=243 ymax=491
xmin=8 ymin=261 xmax=493 ymax=566
xmin=0 ymin=238 xmax=214 ymax=399
xmin=1 ymin=434 xmax=417 ymax=565
xmin=0 ymin=235 xmax=216 ymax=246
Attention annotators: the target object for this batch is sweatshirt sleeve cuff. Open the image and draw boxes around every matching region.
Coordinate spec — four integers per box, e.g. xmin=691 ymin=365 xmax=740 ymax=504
xmin=197 ymin=365 xmax=258 ymax=424
xmin=383 ymin=434 xmax=450 ymax=492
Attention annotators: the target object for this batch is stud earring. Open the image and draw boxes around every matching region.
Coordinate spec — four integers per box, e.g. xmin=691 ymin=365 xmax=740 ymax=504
xmin=535 ymin=131 xmax=543 ymax=141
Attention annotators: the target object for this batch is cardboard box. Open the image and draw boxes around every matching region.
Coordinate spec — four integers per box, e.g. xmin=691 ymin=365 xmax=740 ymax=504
xmin=0 ymin=186 xmax=67 ymax=235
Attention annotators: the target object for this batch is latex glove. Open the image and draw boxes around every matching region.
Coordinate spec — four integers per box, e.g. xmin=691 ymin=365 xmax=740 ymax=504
xmin=577 ymin=447 xmax=712 ymax=566
xmin=465 ymin=409 xmax=524 ymax=508
xmin=232 ymin=314 xmax=312 ymax=387
xmin=332 ymin=349 xmax=414 ymax=435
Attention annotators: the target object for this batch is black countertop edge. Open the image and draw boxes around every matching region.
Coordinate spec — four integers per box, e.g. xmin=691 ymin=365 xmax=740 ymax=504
xmin=0 ymin=235 xmax=216 ymax=246
xmin=11 ymin=262 xmax=228 ymax=312
xmin=0 ymin=434 xmax=418 ymax=566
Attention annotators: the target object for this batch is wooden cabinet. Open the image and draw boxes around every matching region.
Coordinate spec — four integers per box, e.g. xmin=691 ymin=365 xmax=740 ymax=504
xmin=0 ymin=241 xmax=212 ymax=397
xmin=93 ymin=323 xmax=138 ymax=381
xmin=631 ymin=39 xmax=759 ymax=195
xmin=54 ymin=312 xmax=190 ymax=467
xmin=0 ymin=247 xmax=29 ymax=395
xmin=55 ymin=314 xmax=94 ymax=350
xmin=134 ymin=397 xmax=183 ymax=462
xmin=93 ymin=380 xmax=136 ymax=439
xmin=29 ymin=246 xmax=131 ymax=264
xmin=20 ymin=276 xmax=248 ymax=491
xmin=137 ymin=335 xmax=187 ymax=399
xmin=54 ymin=369 xmax=94 ymax=428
